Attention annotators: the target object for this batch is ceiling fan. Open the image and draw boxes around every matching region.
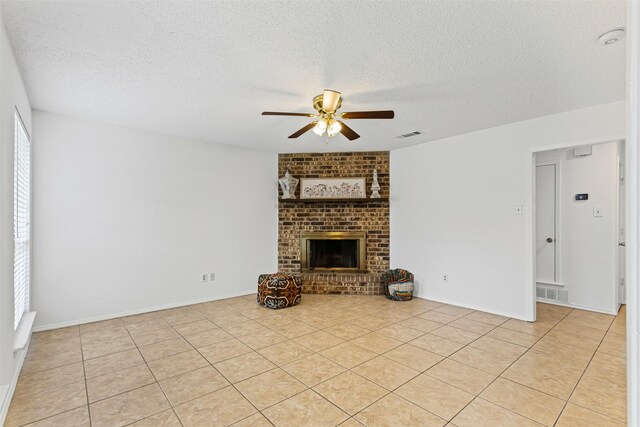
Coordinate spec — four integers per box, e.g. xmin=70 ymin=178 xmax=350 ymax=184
xmin=262 ymin=89 xmax=394 ymax=141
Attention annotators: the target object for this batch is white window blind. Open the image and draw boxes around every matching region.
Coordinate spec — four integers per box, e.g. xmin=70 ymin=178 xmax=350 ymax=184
xmin=14 ymin=110 xmax=30 ymax=330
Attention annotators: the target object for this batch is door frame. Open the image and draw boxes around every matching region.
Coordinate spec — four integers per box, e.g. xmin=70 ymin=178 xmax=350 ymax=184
xmin=535 ymin=160 xmax=562 ymax=286
xmin=627 ymin=2 xmax=640 ymax=423
xmin=528 ymin=136 xmax=624 ymax=324
xmin=616 ymin=146 xmax=625 ymax=305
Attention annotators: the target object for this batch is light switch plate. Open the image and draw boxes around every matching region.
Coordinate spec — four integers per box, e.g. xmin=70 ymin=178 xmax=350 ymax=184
xmin=594 ymin=207 xmax=603 ymax=217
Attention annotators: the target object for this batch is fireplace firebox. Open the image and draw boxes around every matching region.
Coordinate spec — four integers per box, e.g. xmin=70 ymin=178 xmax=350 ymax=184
xmin=300 ymin=232 xmax=366 ymax=273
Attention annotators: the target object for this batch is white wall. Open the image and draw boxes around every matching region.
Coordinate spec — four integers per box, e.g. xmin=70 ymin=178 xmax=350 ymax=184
xmin=390 ymin=101 xmax=625 ymax=321
xmin=535 ymin=142 xmax=620 ymax=313
xmin=32 ymin=111 xmax=277 ymax=329
xmin=0 ymin=8 xmax=32 ymax=422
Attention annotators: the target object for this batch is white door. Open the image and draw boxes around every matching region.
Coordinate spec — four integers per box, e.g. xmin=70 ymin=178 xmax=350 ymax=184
xmin=536 ymin=164 xmax=557 ymax=283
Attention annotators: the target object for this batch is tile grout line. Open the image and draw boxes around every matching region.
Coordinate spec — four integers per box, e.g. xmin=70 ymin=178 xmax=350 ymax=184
xmin=552 ymin=309 xmax=623 ymax=426
xmin=10 ymin=297 xmax=625 ymax=427
xmin=78 ymin=326 xmax=94 ymax=427
xmin=122 ymin=321 xmax=186 ymax=427
xmin=169 ymin=310 xmax=278 ymax=426
xmin=7 ymin=326 xmax=87 ymax=427
xmin=302 ymin=304 xmax=489 ymax=424
xmin=338 ymin=309 xmax=501 ymax=423
xmin=11 ymin=327 xmax=91 ymax=426
xmin=422 ymin=306 xmax=576 ymax=425
xmin=301 ymin=303 xmax=487 ymax=423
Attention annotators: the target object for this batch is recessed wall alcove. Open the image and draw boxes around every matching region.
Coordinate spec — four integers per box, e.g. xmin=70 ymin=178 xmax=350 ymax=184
xmin=277 ymin=151 xmax=390 ymax=294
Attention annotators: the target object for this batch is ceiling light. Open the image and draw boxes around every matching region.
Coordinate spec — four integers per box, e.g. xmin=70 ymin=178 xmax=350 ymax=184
xmin=327 ymin=119 xmax=342 ymax=137
xmin=313 ymin=119 xmax=327 ymax=136
xmin=599 ymin=27 xmax=625 ymax=45
xmin=322 ymin=90 xmax=341 ymax=113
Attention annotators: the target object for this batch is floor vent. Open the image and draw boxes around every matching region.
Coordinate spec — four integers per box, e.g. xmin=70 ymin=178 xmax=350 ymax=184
xmin=536 ymin=285 xmax=568 ymax=304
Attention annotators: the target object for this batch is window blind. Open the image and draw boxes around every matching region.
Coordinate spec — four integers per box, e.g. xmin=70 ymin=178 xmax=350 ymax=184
xmin=14 ymin=111 xmax=30 ymax=330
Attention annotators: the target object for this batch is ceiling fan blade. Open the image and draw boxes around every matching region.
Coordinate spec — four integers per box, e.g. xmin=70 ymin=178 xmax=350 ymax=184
xmin=288 ymin=122 xmax=317 ymax=138
xmin=341 ymin=110 xmax=395 ymax=119
xmin=262 ymin=111 xmax=314 ymax=117
xmin=322 ymin=89 xmax=341 ymax=113
xmin=337 ymin=121 xmax=360 ymax=141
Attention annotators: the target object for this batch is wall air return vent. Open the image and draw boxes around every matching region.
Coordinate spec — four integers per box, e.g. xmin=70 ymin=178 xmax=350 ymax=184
xmin=536 ymin=285 xmax=569 ymax=304
xmin=557 ymin=290 xmax=569 ymax=303
xmin=546 ymin=288 xmax=557 ymax=300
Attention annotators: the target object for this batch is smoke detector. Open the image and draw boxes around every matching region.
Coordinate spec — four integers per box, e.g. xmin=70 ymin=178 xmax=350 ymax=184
xmin=599 ymin=27 xmax=625 ymax=45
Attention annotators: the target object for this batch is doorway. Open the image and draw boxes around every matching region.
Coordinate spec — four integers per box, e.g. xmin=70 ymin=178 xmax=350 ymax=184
xmin=533 ymin=140 xmax=624 ymax=315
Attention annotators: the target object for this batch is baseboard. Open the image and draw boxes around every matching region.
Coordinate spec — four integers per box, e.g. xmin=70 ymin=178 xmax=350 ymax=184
xmin=0 ymin=339 xmax=31 ymax=425
xmin=413 ymin=292 xmax=533 ymax=322
xmin=32 ymin=290 xmax=256 ymax=332
xmin=536 ymin=298 xmax=618 ymax=316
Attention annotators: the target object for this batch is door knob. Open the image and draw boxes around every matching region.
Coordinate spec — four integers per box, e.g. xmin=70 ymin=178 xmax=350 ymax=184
xmin=546 ymin=238 xmax=553 ymax=243
xmin=619 ymin=242 xmax=626 ymax=247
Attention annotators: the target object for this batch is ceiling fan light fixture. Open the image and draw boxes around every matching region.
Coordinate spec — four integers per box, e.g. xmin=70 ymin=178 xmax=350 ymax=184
xmin=327 ymin=118 xmax=342 ymax=137
xmin=313 ymin=119 xmax=327 ymax=136
xmin=262 ymin=89 xmax=393 ymax=142
xmin=322 ymin=89 xmax=341 ymax=113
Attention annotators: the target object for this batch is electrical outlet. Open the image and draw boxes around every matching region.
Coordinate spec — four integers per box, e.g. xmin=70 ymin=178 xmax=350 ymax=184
xmin=201 ymin=273 xmax=208 ymax=283
xmin=209 ymin=272 xmax=215 ymax=281
xmin=443 ymin=274 xmax=448 ymax=282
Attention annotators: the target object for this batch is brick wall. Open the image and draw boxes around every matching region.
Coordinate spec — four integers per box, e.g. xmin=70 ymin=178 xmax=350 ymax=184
xmin=278 ymin=151 xmax=390 ymax=294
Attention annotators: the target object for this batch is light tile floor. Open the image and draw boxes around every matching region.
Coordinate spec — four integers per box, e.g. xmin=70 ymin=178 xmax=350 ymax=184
xmin=6 ymin=295 xmax=626 ymax=426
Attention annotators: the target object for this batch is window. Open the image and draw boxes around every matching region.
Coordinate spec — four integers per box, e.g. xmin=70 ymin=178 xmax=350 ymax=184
xmin=14 ymin=110 xmax=30 ymax=330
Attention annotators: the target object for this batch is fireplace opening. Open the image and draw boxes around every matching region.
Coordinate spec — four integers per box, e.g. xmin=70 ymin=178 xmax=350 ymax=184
xmin=310 ymin=240 xmax=358 ymax=269
xmin=300 ymin=232 xmax=366 ymax=273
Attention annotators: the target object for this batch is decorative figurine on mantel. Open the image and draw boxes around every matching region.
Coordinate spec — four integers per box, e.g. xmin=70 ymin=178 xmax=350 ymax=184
xmin=370 ymin=168 xmax=381 ymax=198
xmin=278 ymin=168 xmax=299 ymax=199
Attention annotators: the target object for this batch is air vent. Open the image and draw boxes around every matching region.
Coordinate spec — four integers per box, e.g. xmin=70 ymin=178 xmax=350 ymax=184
xmin=536 ymin=285 xmax=569 ymax=304
xmin=397 ymin=131 xmax=422 ymax=139
xmin=558 ymin=290 xmax=569 ymax=303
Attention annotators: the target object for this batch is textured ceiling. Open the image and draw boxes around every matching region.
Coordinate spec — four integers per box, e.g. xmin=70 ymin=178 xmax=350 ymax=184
xmin=0 ymin=0 xmax=627 ymax=153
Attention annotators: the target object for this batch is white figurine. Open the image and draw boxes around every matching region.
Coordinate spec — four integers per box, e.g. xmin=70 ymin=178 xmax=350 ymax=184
xmin=370 ymin=168 xmax=381 ymax=198
xmin=278 ymin=169 xmax=299 ymax=199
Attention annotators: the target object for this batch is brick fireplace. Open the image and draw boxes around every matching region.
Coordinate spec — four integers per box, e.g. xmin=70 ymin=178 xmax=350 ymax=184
xmin=278 ymin=151 xmax=390 ymax=294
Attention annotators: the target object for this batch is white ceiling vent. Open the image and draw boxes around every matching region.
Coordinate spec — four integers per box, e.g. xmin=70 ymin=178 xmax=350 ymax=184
xmin=397 ymin=131 xmax=422 ymax=139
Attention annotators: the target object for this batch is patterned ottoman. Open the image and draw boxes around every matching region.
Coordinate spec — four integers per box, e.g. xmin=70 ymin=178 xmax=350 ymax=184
xmin=382 ymin=268 xmax=414 ymax=301
xmin=257 ymin=273 xmax=302 ymax=309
